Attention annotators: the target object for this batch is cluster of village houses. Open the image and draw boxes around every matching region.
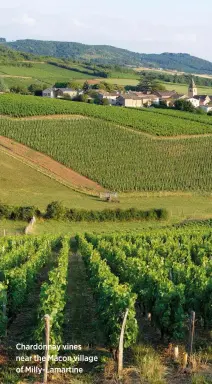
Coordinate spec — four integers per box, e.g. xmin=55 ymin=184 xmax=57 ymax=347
xmin=43 ymin=78 xmax=212 ymax=113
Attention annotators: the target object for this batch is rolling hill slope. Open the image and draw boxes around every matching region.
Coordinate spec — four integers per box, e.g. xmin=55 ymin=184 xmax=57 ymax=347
xmin=0 ymin=44 xmax=41 ymax=63
xmin=4 ymin=39 xmax=212 ymax=74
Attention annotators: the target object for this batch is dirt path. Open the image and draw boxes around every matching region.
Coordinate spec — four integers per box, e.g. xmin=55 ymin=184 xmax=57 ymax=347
xmin=0 ymin=75 xmax=32 ymax=79
xmin=116 ymin=122 xmax=212 ymax=141
xmin=18 ymin=61 xmax=46 ymax=64
xmin=63 ymin=253 xmax=105 ymax=347
xmin=62 ymin=252 xmax=110 ymax=382
xmin=17 ymin=114 xmax=88 ymax=121
xmin=0 ymin=135 xmax=105 ymax=193
xmin=0 ymin=114 xmax=88 ymax=121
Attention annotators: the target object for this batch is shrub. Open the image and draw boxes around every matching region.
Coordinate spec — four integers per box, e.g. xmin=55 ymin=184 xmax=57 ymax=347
xmin=175 ymin=99 xmax=195 ymax=113
xmin=17 ymin=206 xmax=37 ymax=221
xmin=101 ymin=98 xmax=110 ymax=106
xmin=45 ymin=201 xmax=65 ymax=219
xmin=0 ymin=204 xmax=12 ymax=219
xmin=0 ymin=204 xmax=38 ymax=221
xmin=155 ymin=208 xmax=169 ymax=220
xmin=64 ymin=206 xmax=168 ymax=222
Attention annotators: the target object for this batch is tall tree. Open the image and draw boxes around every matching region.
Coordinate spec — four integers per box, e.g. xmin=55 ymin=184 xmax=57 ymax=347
xmin=82 ymin=81 xmax=89 ymax=92
xmin=137 ymin=75 xmax=153 ymax=93
xmin=137 ymin=74 xmax=166 ymax=93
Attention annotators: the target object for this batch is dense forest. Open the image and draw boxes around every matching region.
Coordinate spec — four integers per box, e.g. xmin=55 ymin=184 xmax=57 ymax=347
xmin=3 ymin=39 xmax=212 ymax=74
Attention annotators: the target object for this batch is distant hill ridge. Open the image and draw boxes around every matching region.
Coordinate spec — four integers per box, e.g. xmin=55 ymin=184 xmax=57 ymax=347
xmin=2 ymin=38 xmax=212 ymax=74
xmin=0 ymin=44 xmax=41 ymax=63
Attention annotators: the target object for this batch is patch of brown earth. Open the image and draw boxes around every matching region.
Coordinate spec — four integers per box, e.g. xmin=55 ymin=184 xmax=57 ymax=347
xmin=0 ymin=75 xmax=32 ymax=79
xmin=17 ymin=114 xmax=88 ymax=121
xmin=0 ymin=136 xmax=105 ymax=193
xmin=0 ymin=114 xmax=88 ymax=121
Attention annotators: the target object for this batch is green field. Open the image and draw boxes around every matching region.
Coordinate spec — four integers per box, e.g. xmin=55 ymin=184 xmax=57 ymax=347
xmin=105 ymin=77 xmax=139 ymax=86
xmin=0 ymin=149 xmax=96 ymax=209
xmin=104 ymin=77 xmax=212 ymax=95
xmin=33 ymin=220 xmax=167 ymax=236
xmin=2 ymin=60 xmax=212 ymax=97
xmin=0 ymin=220 xmax=25 ymax=236
xmin=0 ymin=76 xmax=43 ymax=88
xmin=164 ymin=81 xmax=212 ymax=95
xmin=0 ymin=116 xmax=212 ymax=192
xmin=1 ymin=149 xmax=212 ymax=229
xmin=0 ymin=62 xmax=96 ymax=87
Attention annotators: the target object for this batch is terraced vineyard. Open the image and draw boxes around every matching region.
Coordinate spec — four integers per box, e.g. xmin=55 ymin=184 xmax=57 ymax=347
xmin=1 ymin=94 xmax=212 ymax=136
xmin=0 ymin=117 xmax=211 ymax=191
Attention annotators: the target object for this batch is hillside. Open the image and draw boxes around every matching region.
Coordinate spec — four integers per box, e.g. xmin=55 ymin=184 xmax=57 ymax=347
xmin=4 ymin=39 xmax=212 ymax=74
xmin=0 ymin=44 xmax=41 ymax=63
xmin=0 ymin=94 xmax=212 ymax=193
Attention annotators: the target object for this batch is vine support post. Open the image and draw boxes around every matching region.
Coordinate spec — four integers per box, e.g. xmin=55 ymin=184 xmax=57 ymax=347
xmin=174 ymin=346 xmax=179 ymax=361
xmin=43 ymin=315 xmax=50 ymax=384
xmin=118 ymin=308 xmax=129 ymax=379
xmin=182 ymin=352 xmax=188 ymax=369
xmin=188 ymin=311 xmax=195 ymax=356
xmin=2 ymin=300 xmax=7 ymax=337
xmin=1 ymin=285 xmax=7 ymax=337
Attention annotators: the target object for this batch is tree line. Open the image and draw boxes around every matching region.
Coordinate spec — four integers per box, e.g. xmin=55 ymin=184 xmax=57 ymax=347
xmin=138 ymin=70 xmax=212 ymax=88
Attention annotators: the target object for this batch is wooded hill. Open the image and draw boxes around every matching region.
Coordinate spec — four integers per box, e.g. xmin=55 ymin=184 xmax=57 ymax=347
xmin=3 ymin=38 xmax=212 ymax=74
xmin=0 ymin=44 xmax=41 ymax=63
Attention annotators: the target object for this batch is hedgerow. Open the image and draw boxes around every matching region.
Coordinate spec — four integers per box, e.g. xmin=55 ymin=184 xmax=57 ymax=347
xmin=0 ymin=202 xmax=169 ymax=222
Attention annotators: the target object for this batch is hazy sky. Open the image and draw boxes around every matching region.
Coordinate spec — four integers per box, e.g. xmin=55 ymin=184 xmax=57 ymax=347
xmin=1 ymin=0 xmax=212 ymax=61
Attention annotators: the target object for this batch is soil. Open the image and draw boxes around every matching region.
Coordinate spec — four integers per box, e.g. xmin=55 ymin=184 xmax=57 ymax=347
xmin=0 ymin=75 xmax=32 ymax=79
xmin=17 ymin=115 xmax=88 ymax=121
xmin=63 ymin=253 xmax=106 ymax=348
xmin=0 ymin=135 xmax=105 ymax=193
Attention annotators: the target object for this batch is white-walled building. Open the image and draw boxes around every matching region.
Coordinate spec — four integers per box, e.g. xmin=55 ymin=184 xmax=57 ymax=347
xmin=42 ymin=88 xmax=57 ymax=98
xmin=42 ymin=87 xmax=78 ymax=99
xmin=200 ymin=104 xmax=212 ymax=113
xmin=116 ymin=94 xmax=144 ymax=108
xmin=187 ymin=78 xmax=212 ymax=111
xmin=97 ymin=91 xmax=119 ymax=105
xmin=187 ymin=97 xmax=200 ymax=108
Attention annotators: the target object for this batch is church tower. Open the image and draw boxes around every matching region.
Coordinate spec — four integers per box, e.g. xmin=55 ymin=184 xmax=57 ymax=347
xmin=188 ymin=77 xmax=197 ymax=98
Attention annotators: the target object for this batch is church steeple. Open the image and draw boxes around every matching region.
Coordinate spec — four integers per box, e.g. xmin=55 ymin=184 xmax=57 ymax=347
xmin=188 ymin=77 xmax=197 ymax=98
